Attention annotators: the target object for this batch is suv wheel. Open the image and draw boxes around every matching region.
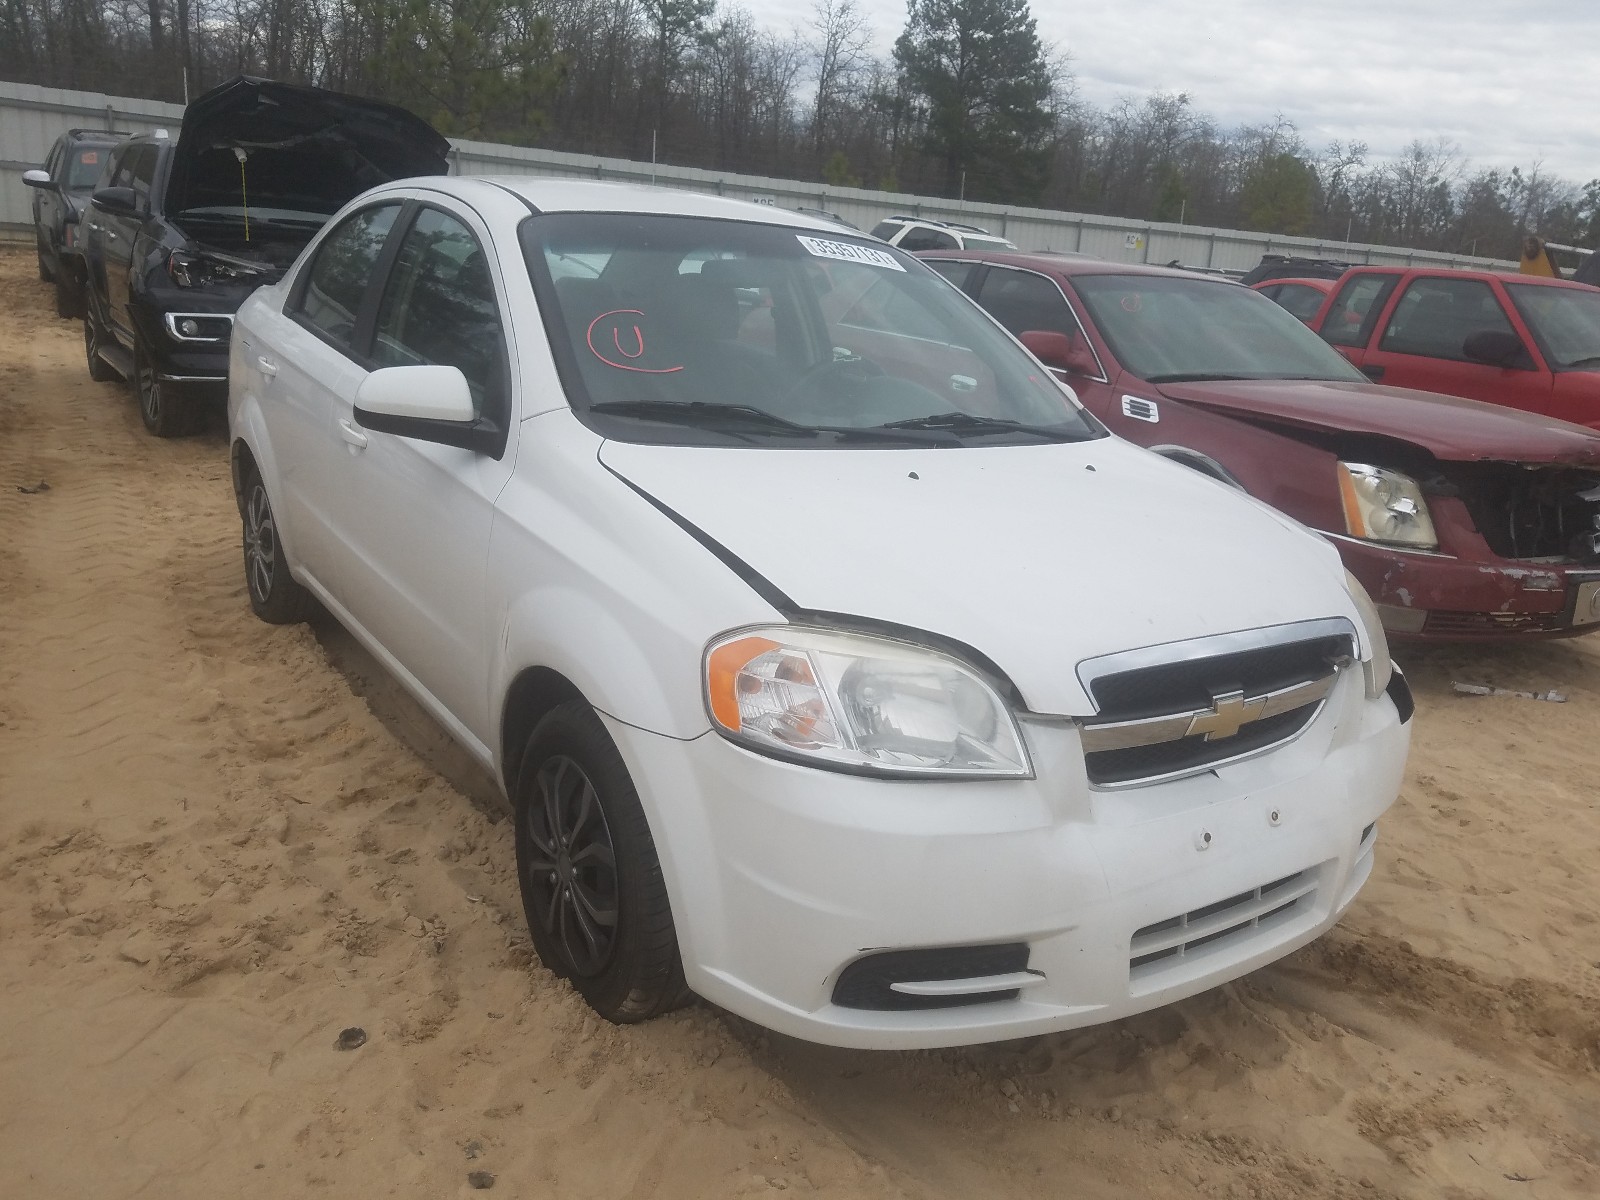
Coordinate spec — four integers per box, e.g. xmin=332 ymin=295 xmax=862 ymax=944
xmin=83 ymin=309 xmax=117 ymax=383
xmin=240 ymin=461 xmax=312 ymax=624
xmin=513 ymin=701 xmax=691 ymax=1023
xmin=134 ymin=335 xmax=201 ymax=437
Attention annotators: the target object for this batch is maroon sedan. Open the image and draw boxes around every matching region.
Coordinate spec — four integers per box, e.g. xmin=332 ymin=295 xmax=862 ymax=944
xmin=922 ymin=251 xmax=1600 ymax=640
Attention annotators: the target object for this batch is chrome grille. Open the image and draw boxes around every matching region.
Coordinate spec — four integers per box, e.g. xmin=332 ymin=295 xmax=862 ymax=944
xmin=1077 ymin=619 xmax=1355 ymax=787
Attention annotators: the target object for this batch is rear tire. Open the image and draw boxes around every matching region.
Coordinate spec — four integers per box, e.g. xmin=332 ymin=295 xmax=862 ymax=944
xmin=83 ymin=308 xmax=117 ymax=383
xmin=134 ymin=334 xmax=203 ymax=437
xmin=513 ymin=701 xmax=690 ymax=1023
xmin=240 ymin=461 xmax=312 ymax=624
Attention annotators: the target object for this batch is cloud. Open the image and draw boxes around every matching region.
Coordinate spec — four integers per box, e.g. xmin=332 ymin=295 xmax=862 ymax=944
xmin=745 ymin=0 xmax=1600 ymax=180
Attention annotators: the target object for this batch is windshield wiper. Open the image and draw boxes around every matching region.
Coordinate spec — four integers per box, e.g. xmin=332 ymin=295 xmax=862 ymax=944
xmin=878 ymin=412 xmax=1075 ymax=440
xmin=589 ymin=400 xmax=817 ymax=437
xmin=1142 ymin=372 xmax=1248 ymax=383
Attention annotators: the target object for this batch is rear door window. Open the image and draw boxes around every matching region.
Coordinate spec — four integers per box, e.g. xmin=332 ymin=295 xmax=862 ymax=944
xmin=1378 ymin=276 xmax=1517 ymax=361
xmin=1322 ymin=274 xmax=1399 ymax=347
xmin=292 ymin=203 xmax=403 ymax=351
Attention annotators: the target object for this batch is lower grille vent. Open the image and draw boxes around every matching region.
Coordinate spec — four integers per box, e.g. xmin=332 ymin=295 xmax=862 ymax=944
xmin=1130 ymin=870 xmax=1317 ymax=980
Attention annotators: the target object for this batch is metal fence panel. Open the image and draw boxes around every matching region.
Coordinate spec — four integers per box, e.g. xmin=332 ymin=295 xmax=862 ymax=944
xmin=2 ymin=78 xmax=1518 ymax=273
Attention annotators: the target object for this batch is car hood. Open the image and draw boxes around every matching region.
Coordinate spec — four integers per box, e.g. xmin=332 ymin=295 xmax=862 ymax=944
xmin=1154 ymin=378 xmax=1600 ymax=464
xmin=598 ymin=436 xmax=1358 ymax=716
xmin=165 ymin=76 xmax=450 ymax=218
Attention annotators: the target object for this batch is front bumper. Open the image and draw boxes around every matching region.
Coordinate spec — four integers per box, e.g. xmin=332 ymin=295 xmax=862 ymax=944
xmin=604 ymin=670 xmax=1409 ymax=1049
xmin=1336 ymin=535 xmax=1600 ymax=641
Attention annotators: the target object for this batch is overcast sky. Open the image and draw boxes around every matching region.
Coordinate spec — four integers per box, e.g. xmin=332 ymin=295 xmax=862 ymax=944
xmin=748 ymin=0 xmax=1600 ymax=182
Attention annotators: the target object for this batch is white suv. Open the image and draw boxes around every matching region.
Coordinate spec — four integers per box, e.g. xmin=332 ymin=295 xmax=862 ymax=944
xmin=871 ymin=215 xmax=1019 ymax=253
xmin=229 ymin=178 xmax=1411 ymax=1049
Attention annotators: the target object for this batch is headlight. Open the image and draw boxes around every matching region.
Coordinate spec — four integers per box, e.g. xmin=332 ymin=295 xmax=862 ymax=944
xmin=1344 ymin=571 xmax=1393 ymax=699
xmin=1337 ymin=462 xmax=1437 ymax=549
xmin=704 ymin=626 xmax=1031 ymax=778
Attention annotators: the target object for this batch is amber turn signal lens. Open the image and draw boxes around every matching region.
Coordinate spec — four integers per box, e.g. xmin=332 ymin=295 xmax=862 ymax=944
xmin=706 ymin=636 xmax=780 ymax=732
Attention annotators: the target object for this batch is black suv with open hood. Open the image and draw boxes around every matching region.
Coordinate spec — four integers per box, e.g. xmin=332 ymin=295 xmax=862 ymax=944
xmin=81 ymin=76 xmax=449 ymax=436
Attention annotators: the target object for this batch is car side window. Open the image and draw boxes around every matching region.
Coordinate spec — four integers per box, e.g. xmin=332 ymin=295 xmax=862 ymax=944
xmin=293 ymin=204 xmax=402 ymax=350
xmin=1322 ymin=274 xmax=1399 ymax=347
xmin=927 ymin=260 xmax=973 ymax=289
xmin=899 ymin=227 xmax=958 ymax=252
xmin=1378 ymin=277 xmax=1519 ymax=362
xmin=371 ymin=207 xmax=506 ymax=418
xmin=975 ymin=266 xmax=1083 ymax=341
xmin=104 ymin=147 xmax=135 ymax=190
xmin=1276 ymin=284 xmax=1325 ymax=322
xmin=128 ymin=146 xmax=159 ymax=205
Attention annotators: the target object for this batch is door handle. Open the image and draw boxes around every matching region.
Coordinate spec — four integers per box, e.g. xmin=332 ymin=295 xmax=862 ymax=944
xmin=338 ymin=418 xmax=369 ymax=450
xmin=256 ymin=356 xmax=278 ymax=377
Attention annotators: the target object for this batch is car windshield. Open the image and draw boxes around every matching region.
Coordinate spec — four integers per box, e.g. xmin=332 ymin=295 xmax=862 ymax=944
xmin=520 ymin=213 xmax=1104 ymax=448
xmin=1504 ymin=283 xmax=1600 ymax=370
xmin=1072 ymin=273 xmax=1368 ymax=384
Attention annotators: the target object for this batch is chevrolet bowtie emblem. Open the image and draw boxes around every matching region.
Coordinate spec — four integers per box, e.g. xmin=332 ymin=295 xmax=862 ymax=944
xmin=1186 ymin=688 xmax=1267 ymax=741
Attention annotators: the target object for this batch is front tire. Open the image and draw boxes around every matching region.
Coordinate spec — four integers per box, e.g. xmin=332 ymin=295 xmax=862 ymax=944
xmin=134 ymin=334 xmax=202 ymax=437
xmin=240 ymin=462 xmax=312 ymax=624
xmin=513 ymin=701 xmax=690 ymax=1023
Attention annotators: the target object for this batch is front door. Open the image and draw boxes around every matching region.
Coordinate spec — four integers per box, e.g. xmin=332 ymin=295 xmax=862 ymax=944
xmin=1358 ymin=274 xmax=1553 ymax=415
xmin=323 ymin=204 xmax=519 ymax=740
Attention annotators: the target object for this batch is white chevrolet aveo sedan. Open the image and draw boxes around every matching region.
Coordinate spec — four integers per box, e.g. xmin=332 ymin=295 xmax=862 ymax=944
xmin=227 ymin=177 xmax=1412 ymax=1049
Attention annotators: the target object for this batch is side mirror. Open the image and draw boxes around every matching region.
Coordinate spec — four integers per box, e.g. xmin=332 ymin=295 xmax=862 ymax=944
xmin=353 ymin=365 xmax=503 ymax=455
xmin=22 ymin=169 xmax=57 ymax=191
xmin=1020 ymin=329 xmax=1098 ymax=376
xmin=1462 ymin=329 xmax=1527 ymax=368
xmin=90 ymin=186 xmax=140 ymax=216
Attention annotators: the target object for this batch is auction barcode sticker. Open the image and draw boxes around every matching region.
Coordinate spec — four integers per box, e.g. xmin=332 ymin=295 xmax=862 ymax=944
xmin=796 ymin=235 xmax=905 ymax=271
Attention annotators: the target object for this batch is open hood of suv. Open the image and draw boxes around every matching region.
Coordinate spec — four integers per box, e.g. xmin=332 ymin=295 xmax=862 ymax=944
xmin=164 ymin=76 xmax=449 ymax=219
xmin=599 ymin=437 xmax=1358 ymax=716
xmin=1156 ymin=378 xmax=1600 ymax=465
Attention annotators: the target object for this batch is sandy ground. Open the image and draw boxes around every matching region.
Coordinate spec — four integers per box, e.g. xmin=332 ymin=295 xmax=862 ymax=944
xmin=0 ymin=246 xmax=1596 ymax=1200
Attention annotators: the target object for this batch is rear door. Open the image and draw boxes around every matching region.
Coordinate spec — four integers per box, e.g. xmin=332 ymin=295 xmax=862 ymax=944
xmin=1358 ymin=273 xmax=1554 ymax=414
xmin=253 ymin=201 xmax=407 ymax=593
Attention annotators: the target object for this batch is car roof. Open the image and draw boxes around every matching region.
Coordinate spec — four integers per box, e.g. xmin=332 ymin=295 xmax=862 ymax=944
xmin=918 ymin=249 xmax=1233 ymax=283
xmin=1251 ymin=277 xmax=1334 ymax=290
xmin=390 ymin=176 xmax=856 ymax=233
xmin=1339 ymin=264 xmax=1597 ymax=291
xmin=63 ymin=128 xmax=127 ymax=142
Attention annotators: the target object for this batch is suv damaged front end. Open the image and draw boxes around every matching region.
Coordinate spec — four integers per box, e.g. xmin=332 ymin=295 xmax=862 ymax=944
xmin=137 ymin=75 xmax=450 ymax=395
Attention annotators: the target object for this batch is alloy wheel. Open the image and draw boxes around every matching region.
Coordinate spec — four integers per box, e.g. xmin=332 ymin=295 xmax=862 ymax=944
xmin=522 ymin=755 xmax=619 ymax=977
xmin=136 ymin=347 xmax=162 ymax=426
xmin=244 ymin=484 xmax=278 ymax=603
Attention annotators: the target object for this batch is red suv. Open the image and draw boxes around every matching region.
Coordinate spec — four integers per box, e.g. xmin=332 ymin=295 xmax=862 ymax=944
xmin=921 ymin=251 xmax=1600 ymax=641
xmin=1308 ymin=267 xmax=1600 ymax=428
